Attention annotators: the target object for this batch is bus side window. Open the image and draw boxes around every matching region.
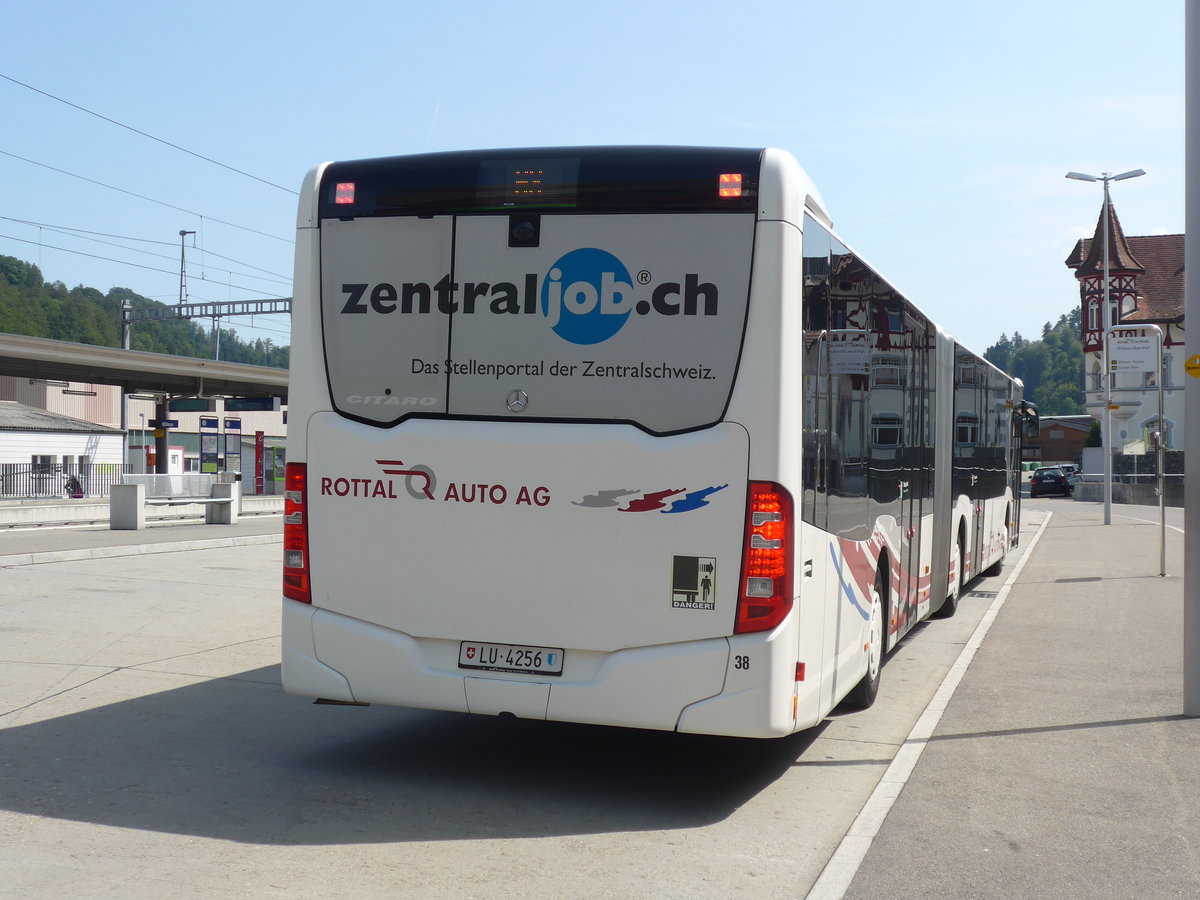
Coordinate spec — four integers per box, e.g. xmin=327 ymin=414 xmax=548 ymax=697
xmin=801 ymin=220 xmax=832 ymax=529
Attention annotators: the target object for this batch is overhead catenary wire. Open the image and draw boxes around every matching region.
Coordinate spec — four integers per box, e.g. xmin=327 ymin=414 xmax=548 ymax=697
xmin=0 ymin=74 xmax=295 ymax=343
xmin=0 ymin=217 xmax=181 ymax=247
xmin=204 ymin=319 xmax=291 ymax=339
xmin=0 ymin=215 xmax=291 ymax=287
xmin=0 ymin=72 xmax=298 ymax=195
xmin=0 ymin=230 xmax=288 ymax=298
xmin=0 ymin=216 xmax=291 ymax=280
xmin=0 ymin=148 xmax=294 ymax=245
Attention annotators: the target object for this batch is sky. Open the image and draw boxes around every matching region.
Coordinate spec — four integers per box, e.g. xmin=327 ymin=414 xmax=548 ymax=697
xmin=0 ymin=0 xmax=1185 ymax=357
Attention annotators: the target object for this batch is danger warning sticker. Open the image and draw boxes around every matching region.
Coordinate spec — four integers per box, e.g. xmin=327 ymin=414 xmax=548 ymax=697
xmin=672 ymin=556 xmax=716 ymax=610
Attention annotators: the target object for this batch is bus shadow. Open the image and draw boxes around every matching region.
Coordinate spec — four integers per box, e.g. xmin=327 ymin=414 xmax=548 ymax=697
xmin=0 ymin=667 xmax=824 ymax=845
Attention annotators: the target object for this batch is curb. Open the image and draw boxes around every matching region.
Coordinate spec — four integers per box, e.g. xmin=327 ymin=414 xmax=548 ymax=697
xmin=0 ymin=532 xmax=283 ymax=568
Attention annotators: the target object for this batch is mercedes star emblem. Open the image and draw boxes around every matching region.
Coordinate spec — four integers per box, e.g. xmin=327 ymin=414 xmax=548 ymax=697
xmin=506 ymin=389 xmax=530 ymax=413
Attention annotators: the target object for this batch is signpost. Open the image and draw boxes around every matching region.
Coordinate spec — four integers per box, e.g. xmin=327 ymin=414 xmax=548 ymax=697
xmin=255 ymin=431 xmax=265 ymax=495
xmin=224 ymin=418 xmax=242 ymax=474
xmin=199 ymin=416 xmax=219 ymax=474
xmin=1108 ymin=331 xmax=1158 ymax=374
xmin=1106 ymin=324 xmax=1166 ymax=576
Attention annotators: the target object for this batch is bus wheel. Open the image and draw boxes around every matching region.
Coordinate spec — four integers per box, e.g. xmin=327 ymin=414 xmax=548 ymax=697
xmin=847 ymin=567 xmax=886 ymax=710
xmin=938 ymin=536 xmax=963 ymax=619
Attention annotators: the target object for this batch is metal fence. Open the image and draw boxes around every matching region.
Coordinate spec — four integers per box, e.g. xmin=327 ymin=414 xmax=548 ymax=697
xmin=120 ymin=473 xmax=215 ymax=498
xmin=0 ymin=463 xmax=131 ymax=500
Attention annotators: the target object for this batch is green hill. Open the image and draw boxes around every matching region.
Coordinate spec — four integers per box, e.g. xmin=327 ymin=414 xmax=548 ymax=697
xmin=0 ymin=254 xmax=288 ymax=368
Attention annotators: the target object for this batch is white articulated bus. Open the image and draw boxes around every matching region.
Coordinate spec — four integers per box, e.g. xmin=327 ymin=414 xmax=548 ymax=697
xmin=282 ymin=146 xmax=1036 ymax=738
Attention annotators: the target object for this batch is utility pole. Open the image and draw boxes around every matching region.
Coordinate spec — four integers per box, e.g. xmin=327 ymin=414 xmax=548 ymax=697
xmin=178 ymin=229 xmax=196 ymax=305
xmin=121 ymin=298 xmax=131 ymax=468
xmin=1184 ymin=0 xmax=1199 ymax=716
xmin=1066 ymin=168 xmax=1145 ymax=524
xmin=177 ymin=228 xmax=221 ymax=360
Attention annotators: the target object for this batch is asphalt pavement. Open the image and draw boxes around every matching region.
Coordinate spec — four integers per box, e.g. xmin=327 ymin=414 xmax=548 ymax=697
xmin=2 ymin=499 xmax=1195 ymax=899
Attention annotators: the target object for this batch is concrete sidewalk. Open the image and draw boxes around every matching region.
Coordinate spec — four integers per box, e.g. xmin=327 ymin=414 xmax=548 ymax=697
xmin=840 ymin=503 xmax=1198 ymax=899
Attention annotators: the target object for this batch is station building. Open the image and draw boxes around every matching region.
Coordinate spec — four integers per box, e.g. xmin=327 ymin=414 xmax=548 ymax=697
xmin=0 ymin=376 xmax=287 ymax=494
xmin=1064 ymin=204 xmax=1185 ymax=457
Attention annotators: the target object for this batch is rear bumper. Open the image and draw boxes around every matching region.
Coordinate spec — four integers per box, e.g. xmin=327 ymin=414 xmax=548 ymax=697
xmin=1030 ymin=486 xmax=1071 ymax=497
xmin=282 ymin=599 xmax=800 ymax=738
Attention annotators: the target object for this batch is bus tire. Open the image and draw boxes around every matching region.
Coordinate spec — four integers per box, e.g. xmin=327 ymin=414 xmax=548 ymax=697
xmin=846 ymin=566 xmax=887 ymax=710
xmin=937 ymin=534 xmax=964 ymax=619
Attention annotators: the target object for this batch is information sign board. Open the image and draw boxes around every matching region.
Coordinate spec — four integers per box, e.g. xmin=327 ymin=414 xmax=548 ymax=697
xmin=1108 ymin=332 xmax=1157 ymax=373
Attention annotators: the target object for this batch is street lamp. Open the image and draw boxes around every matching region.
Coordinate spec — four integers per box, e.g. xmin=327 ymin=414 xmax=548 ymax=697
xmin=1066 ymin=168 xmax=1146 ymax=525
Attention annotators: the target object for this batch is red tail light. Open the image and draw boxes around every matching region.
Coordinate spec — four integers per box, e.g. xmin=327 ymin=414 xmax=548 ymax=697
xmin=283 ymin=462 xmax=311 ymax=603
xmin=735 ymin=481 xmax=794 ymax=633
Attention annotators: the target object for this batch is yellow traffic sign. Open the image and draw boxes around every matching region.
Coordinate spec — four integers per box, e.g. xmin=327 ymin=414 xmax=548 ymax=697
xmin=1187 ymin=354 xmax=1200 ymax=378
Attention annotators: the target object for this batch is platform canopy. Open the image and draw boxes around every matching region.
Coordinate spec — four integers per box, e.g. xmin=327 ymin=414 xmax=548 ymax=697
xmin=0 ymin=332 xmax=288 ymax=400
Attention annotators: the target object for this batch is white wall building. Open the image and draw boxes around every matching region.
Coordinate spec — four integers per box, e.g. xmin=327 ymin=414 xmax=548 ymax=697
xmin=0 ymin=376 xmax=287 ymax=480
xmin=0 ymin=400 xmax=125 ymax=465
xmin=0 ymin=400 xmax=125 ymax=498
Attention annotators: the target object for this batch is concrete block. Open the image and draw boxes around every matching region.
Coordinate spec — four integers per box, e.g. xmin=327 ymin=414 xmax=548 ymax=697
xmin=109 ymin=484 xmax=146 ymax=530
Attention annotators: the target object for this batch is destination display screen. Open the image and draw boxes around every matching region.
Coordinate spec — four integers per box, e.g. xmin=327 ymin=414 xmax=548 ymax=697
xmin=476 ymin=157 xmax=581 ymax=209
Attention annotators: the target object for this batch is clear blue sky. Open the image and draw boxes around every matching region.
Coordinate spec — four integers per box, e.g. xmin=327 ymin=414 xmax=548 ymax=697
xmin=0 ymin=0 xmax=1184 ymax=356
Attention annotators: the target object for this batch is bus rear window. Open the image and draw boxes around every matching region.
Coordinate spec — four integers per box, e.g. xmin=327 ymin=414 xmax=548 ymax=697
xmin=319 ymin=146 xmax=761 ymax=217
xmin=319 ymin=211 xmax=755 ymax=434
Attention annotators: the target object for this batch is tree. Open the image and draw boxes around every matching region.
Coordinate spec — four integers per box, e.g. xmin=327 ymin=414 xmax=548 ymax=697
xmin=985 ymin=333 xmax=1014 ymax=372
xmin=984 ymin=311 xmax=1083 ymax=415
xmin=0 ymin=256 xmax=44 ymax=292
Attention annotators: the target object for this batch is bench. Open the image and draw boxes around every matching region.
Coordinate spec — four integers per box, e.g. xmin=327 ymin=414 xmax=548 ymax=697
xmin=110 ymin=483 xmax=239 ymax=529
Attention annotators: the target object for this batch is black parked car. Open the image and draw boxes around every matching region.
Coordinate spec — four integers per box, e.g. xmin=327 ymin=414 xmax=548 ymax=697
xmin=1030 ymin=466 xmax=1072 ymax=498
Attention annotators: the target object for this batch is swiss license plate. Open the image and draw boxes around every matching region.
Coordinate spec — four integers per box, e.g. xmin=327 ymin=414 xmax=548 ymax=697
xmin=458 ymin=641 xmax=564 ymax=676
